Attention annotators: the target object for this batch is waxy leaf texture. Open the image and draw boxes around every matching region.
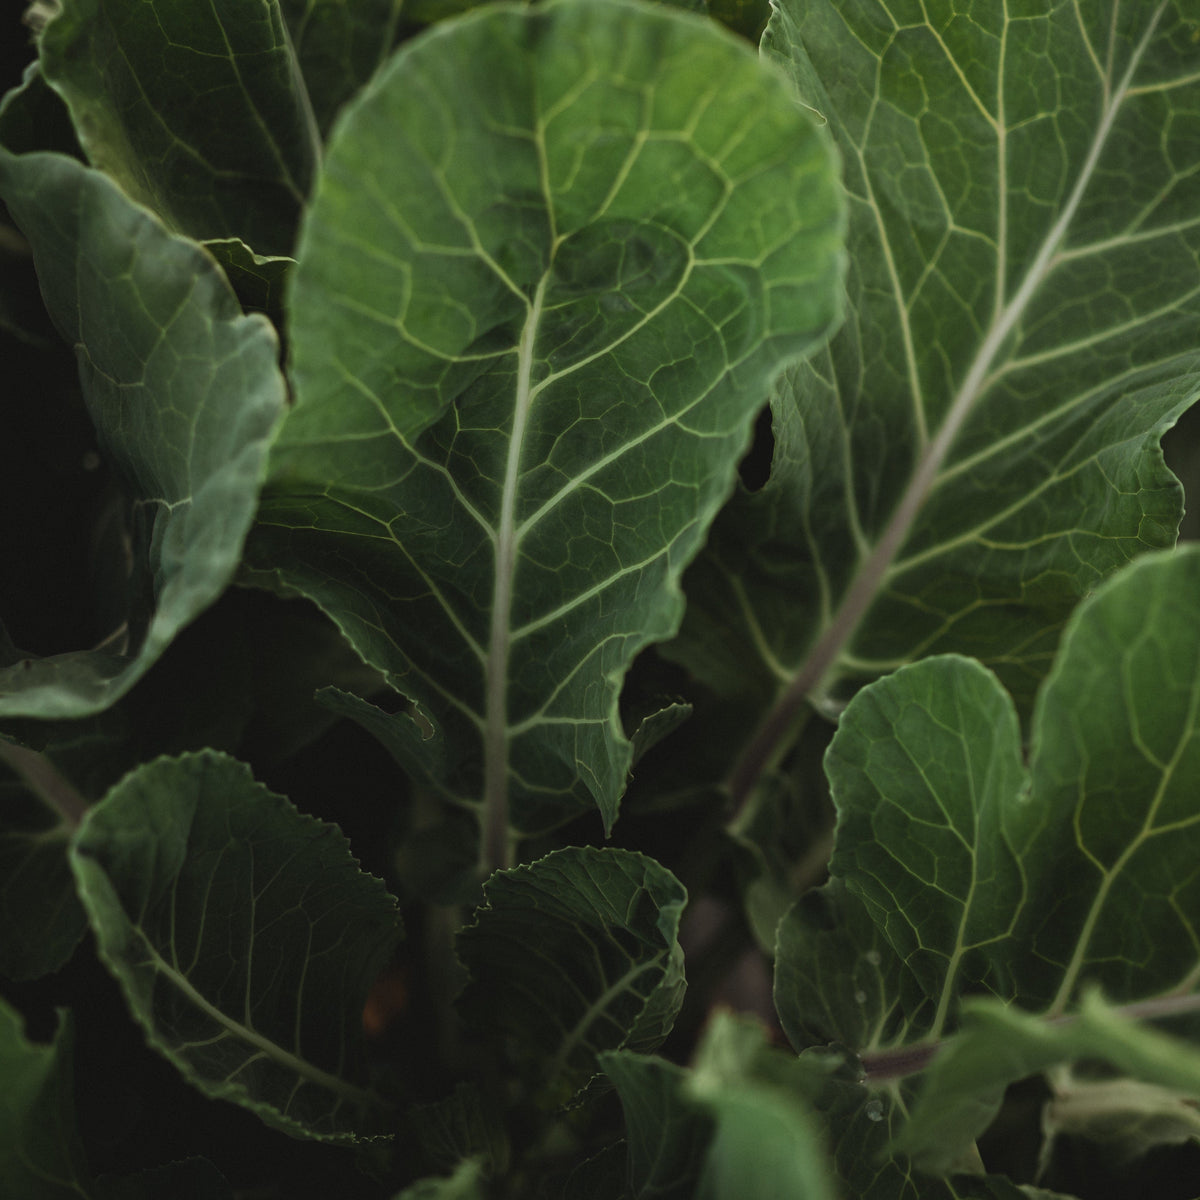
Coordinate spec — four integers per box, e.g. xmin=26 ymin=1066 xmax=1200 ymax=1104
xmin=70 ymin=752 xmax=402 ymax=1141
xmin=673 ymin=0 xmax=1200 ymax=716
xmin=247 ymin=0 xmax=844 ymax=850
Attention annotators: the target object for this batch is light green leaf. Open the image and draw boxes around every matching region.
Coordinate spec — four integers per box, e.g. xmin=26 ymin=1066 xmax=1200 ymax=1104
xmin=686 ymin=1014 xmax=835 ymax=1200
xmin=823 ymin=654 xmax=1026 ymax=1038
xmin=39 ymin=0 xmax=318 ymax=254
xmin=895 ymin=992 xmax=1200 ymax=1175
xmin=774 ymin=549 xmax=1200 ymax=1187
xmin=455 ymin=847 xmax=686 ymax=1102
xmin=670 ymin=0 xmax=1200 ymax=719
xmin=69 ymin=751 xmax=402 ymax=1142
xmin=245 ymin=0 xmax=844 ymax=844
xmin=0 ymin=153 xmax=286 ymax=720
xmin=0 ymin=1001 xmax=90 ymax=1199
xmin=278 ymin=0 xmax=405 ymax=136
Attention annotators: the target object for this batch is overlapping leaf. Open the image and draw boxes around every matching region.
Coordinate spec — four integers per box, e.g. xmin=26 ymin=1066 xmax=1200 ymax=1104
xmin=38 ymin=0 xmax=318 ymax=254
xmin=0 ymin=752 xmax=86 ymax=980
xmin=670 ymin=0 xmax=1200 ymax=718
xmin=278 ymin=0 xmax=405 ymax=136
xmin=895 ymin=992 xmax=1200 ymax=1174
xmin=244 ymin=0 xmax=844 ymax=841
xmin=0 ymin=153 xmax=286 ymax=719
xmin=455 ymin=847 xmax=686 ymax=1102
xmin=775 ymin=548 xmax=1200 ymax=1186
xmin=70 ymin=751 xmax=402 ymax=1141
xmin=0 ymin=1001 xmax=90 ymax=1199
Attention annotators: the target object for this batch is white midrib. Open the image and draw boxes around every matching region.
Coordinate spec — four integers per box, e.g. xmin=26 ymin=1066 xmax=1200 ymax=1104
xmin=481 ymin=274 xmax=549 ymax=874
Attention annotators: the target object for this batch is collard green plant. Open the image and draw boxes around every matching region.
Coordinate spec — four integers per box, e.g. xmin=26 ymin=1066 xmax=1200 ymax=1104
xmin=3 ymin=1 xmax=1200 ymax=1197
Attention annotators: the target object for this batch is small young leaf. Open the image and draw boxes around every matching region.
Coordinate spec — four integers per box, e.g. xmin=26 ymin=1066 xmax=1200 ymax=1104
xmin=0 ymin=1000 xmax=90 ymax=1199
xmin=69 ymin=751 xmax=402 ymax=1141
xmin=456 ymin=846 xmax=686 ymax=1101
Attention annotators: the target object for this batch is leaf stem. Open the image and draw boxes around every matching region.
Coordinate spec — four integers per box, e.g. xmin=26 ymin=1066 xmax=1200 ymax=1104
xmin=725 ymin=4 xmax=1165 ymax=814
xmin=858 ymin=987 xmax=1200 ymax=1085
xmin=0 ymin=742 xmax=89 ymax=831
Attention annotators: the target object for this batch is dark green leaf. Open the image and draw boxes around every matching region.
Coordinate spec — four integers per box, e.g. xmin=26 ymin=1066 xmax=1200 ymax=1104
xmin=0 ymin=153 xmax=285 ymax=720
xmin=456 ymin=847 xmax=686 ymax=1102
xmin=246 ymin=0 xmax=844 ymax=843
xmin=671 ymin=0 xmax=1200 ymax=716
xmin=0 ymin=759 xmax=86 ymax=980
xmin=0 ymin=1001 xmax=90 ymax=1199
xmin=202 ymin=239 xmax=295 ymax=327
xmin=39 ymin=0 xmax=318 ymax=253
xmin=96 ymin=1157 xmax=233 ymax=1200
xmin=602 ymin=1051 xmax=712 ymax=1200
xmin=278 ymin=0 xmax=405 ymax=137
xmin=70 ymin=750 xmax=402 ymax=1141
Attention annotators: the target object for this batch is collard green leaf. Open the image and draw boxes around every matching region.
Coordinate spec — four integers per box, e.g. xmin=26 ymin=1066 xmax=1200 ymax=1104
xmin=895 ymin=992 xmax=1200 ymax=1175
xmin=601 ymin=1051 xmax=712 ymax=1200
xmin=773 ymin=549 xmax=1200 ymax=1187
xmin=38 ymin=0 xmax=318 ymax=254
xmin=605 ymin=1016 xmax=837 ymax=1200
xmin=202 ymin=239 xmax=295 ymax=327
xmin=794 ymin=1057 xmax=1076 ymax=1200
xmin=0 ymin=755 xmax=86 ymax=980
xmin=0 ymin=1001 xmax=90 ymax=1199
xmin=824 ymin=654 xmax=1026 ymax=1037
xmin=0 ymin=153 xmax=286 ymax=720
xmin=774 ymin=879 xmax=915 ymax=1055
xmin=456 ymin=847 xmax=686 ymax=1102
xmin=246 ymin=0 xmax=844 ymax=843
xmin=801 ymin=548 xmax=1200 ymax=1043
xmin=670 ymin=0 xmax=1200 ymax=719
xmin=278 ymin=0 xmax=404 ymax=136
xmin=69 ymin=751 xmax=402 ymax=1141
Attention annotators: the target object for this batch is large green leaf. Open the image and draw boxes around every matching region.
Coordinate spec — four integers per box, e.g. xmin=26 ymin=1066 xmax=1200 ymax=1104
xmin=669 ymin=0 xmax=1200 ymax=742
xmin=775 ymin=548 xmax=1200 ymax=1186
xmin=244 ymin=0 xmax=844 ymax=850
xmin=455 ymin=847 xmax=686 ymax=1103
xmin=38 ymin=0 xmax=318 ymax=254
xmin=0 ymin=1001 xmax=90 ymax=1199
xmin=0 ymin=153 xmax=286 ymax=720
xmin=69 ymin=751 xmax=402 ymax=1141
